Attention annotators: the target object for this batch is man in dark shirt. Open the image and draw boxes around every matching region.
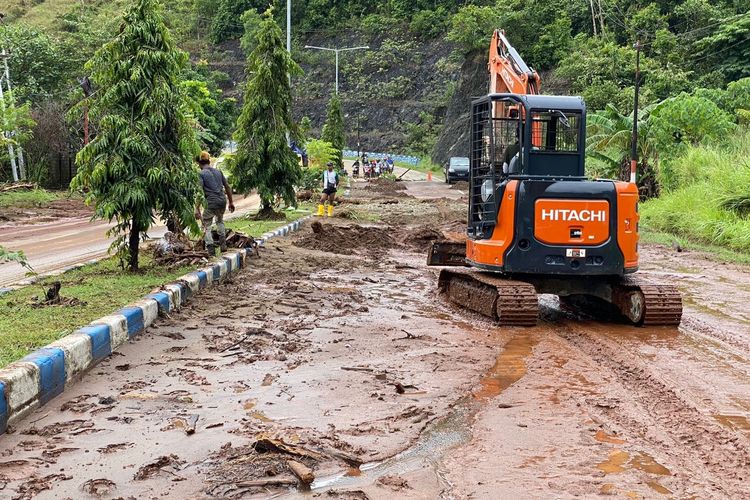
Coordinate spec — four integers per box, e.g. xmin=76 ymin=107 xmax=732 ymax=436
xmin=195 ymin=151 xmax=234 ymax=255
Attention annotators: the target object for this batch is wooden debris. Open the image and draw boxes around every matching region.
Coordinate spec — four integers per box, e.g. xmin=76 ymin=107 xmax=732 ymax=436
xmin=251 ymin=437 xmax=325 ymax=461
xmin=287 ymin=460 xmax=315 ymax=484
xmin=316 ymin=446 xmax=363 ymax=467
xmin=0 ymin=182 xmax=36 ymax=192
xmin=234 ymin=477 xmax=298 ymax=488
xmin=185 ymin=414 xmax=199 ymax=435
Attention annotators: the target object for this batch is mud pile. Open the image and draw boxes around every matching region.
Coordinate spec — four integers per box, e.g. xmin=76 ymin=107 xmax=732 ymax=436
xmin=0 ymin=197 xmax=91 ymax=223
xmin=364 ymin=178 xmax=407 ymax=196
xmin=451 ymin=181 xmax=469 ymax=190
xmin=400 ymin=225 xmax=445 ymax=252
xmin=294 ymin=221 xmax=397 ymax=256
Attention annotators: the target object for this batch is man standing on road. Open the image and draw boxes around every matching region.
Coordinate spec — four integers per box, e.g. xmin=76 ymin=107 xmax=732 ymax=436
xmin=195 ymin=151 xmax=234 ymax=255
xmin=317 ymin=161 xmax=338 ymax=217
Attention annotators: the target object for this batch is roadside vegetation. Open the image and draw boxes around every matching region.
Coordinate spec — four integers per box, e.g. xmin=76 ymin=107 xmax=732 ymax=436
xmin=0 ymin=188 xmax=60 ymax=208
xmin=0 ymin=2 xmax=748 ymax=269
xmin=0 ymin=206 xmax=309 ymax=367
xmin=641 ymin=131 xmax=750 ymax=253
xmin=225 ymin=207 xmax=312 ymax=236
xmin=0 ymin=256 xmax=195 ymax=367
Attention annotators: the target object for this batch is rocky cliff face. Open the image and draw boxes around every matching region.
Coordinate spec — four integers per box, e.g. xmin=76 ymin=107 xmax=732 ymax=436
xmin=211 ymin=32 xmax=459 ymax=155
xmin=294 ymin=32 xmax=458 ymax=154
xmin=431 ymin=50 xmax=486 ymax=167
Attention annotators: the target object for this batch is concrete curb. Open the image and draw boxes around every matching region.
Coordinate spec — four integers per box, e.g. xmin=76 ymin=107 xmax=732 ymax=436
xmin=0 ymin=215 xmax=311 ymax=435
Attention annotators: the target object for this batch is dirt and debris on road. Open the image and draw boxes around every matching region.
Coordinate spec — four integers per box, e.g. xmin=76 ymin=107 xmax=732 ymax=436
xmin=0 ymin=196 xmax=91 ymax=224
xmin=0 ymin=178 xmax=749 ymax=499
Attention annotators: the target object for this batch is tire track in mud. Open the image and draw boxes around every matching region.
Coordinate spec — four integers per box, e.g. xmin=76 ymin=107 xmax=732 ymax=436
xmin=555 ymin=321 xmax=750 ymax=497
xmin=679 ymin=313 xmax=750 ymax=355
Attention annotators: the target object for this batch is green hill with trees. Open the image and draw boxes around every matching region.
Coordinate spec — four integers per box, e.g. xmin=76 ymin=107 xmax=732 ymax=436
xmin=1 ymin=0 xmax=749 ymax=251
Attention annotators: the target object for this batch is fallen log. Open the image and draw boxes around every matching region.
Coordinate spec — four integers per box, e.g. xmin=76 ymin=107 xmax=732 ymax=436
xmin=287 ymin=460 xmax=314 ymax=484
xmin=252 ymin=436 xmax=325 ymax=460
xmin=0 ymin=182 xmax=36 ymax=192
xmin=316 ymin=446 xmax=363 ymax=467
xmin=234 ymin=477 xmax=298 ymax=488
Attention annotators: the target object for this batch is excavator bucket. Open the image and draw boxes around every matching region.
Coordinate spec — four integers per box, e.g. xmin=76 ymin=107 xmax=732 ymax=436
xmin=427 ymin=240 xmax=468 ymax=267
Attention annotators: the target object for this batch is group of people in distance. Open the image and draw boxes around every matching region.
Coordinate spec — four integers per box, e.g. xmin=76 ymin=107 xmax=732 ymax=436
xmin=352 ymin=154 xmax=394 ymax=178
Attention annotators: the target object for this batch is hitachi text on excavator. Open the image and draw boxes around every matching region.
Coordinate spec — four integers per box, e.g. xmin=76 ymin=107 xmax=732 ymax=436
xmin=427 ymin=29 xmax=682 ymax=327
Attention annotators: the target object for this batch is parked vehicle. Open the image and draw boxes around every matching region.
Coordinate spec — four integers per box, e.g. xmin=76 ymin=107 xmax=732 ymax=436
xmin=446 ymin=156 xmax=470 ymax=184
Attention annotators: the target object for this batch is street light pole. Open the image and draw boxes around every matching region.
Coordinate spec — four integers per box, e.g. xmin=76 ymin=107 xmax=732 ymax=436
xmin=303 ymin=45 xmax=369 ymax=94
xmin=286 ymin=0 xmax=291 ymax=53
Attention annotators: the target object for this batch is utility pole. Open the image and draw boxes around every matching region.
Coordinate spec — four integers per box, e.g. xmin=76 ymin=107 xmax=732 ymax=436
xmin=304 ymin=45 xmax=369 ymax=94
xmin=0 ymin=10 xmax=26 ymax=181
xmin=286 ymin=0 xmax=291 ymax=53
xmin=356 ymin=114 xmax=361 ymax=161
xmin=0 ymin=46 xmax=25 ymax=181
xmin=630 ymin=40 xmax=642 ymax=185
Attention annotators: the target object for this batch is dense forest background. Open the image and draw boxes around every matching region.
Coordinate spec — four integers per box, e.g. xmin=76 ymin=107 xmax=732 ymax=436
xmin=1 ymin=0 xmax=749 ymax=249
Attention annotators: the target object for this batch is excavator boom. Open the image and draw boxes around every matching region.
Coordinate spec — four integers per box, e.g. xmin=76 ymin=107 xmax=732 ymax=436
xmin=488 ymin=30 xmax=540 ymax=95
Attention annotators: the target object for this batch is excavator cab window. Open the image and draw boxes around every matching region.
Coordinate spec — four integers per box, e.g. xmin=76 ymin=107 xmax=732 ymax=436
xmin=530 ymin=111 xmax=580 ymax=152
xmin=525 ymin=109 xmax=584 ymax=177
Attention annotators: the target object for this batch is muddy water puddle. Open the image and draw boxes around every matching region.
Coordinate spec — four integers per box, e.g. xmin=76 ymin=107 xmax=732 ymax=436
xmin=713 ymin=414 xmax=750 ymax=435
xmin=310 ymin=332 xmax=537 ymax=493
xmin=474 ymin=334 xmax=538 ymax=399
xmin=595 ymin=450 xmax=674 ymax=497
xmin=595 ymin=430 xmax=626 ymax=444
xmin=597 ymin=450 xmax=671 ymax=476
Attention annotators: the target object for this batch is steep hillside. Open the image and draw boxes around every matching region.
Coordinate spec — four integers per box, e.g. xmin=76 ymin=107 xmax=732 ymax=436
xmin=2 ymin=0 xmax=748 ymax=173
xmin=292 ymin=33 xmax=457 ymax=154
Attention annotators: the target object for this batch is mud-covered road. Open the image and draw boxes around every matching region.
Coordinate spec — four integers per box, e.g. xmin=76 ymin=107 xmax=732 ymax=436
xmin=0 ymin=195 xmax=260 ymax=287
xmin=0 ymin=178 xmax=748 ymax=499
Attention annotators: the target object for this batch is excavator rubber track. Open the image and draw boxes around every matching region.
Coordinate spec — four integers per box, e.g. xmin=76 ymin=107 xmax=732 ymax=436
xmin=612 ymin=276 xmax=683 ymax=326
xmin=438 ymin=269 xmax=538 ymax=326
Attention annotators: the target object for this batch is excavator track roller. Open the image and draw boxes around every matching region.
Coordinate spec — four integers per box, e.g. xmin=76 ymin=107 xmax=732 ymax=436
xmin=612 ymin=278 xmax=683 ymax=326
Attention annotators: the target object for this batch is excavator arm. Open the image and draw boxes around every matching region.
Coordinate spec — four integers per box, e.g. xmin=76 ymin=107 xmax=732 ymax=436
xmin=488 ymin=29 xmax=540 ymax=95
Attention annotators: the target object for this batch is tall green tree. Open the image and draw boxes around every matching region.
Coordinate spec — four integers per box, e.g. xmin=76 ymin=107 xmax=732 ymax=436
xmin=210 ymin=0 xmax=266 ymax=44
xmin=71 ymin=0 xmax=199 ymax=271
xmin=229 ymin=6 xmax=302 ymax=214
xmin=321 ymin=92 xmax=345 ymax=168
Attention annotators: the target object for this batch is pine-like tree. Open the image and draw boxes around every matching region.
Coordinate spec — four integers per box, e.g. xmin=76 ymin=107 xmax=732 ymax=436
xmin=230 ymin=6 xmax=302 ymax=214
xmin=71 ymin=0 xmax=199 ymax=271
xmin=321 ymin=92 xmax=345 ymax=168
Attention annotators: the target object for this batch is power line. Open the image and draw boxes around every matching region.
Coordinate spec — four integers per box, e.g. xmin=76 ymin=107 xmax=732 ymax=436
xmin=603 ymin=8 xmax=749 ymax=47
xmin=688 ymin=37 xmax=749 ymax=65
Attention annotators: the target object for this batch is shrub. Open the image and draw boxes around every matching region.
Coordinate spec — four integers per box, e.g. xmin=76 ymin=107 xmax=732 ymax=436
xmin=410 ymin=8 xmax=449 ymax=39
xmin=300 ymin=165 xmax=325 ymax=191
xmin=641 ymin=131 xmax=750 ymax=252
xmin=650 ymin=94 xmax=735 ymax=161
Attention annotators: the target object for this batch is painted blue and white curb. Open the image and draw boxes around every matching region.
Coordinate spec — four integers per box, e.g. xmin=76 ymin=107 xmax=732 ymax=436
xmin=258 ymin=215 xmax=311 ymax=245
xmin=0 ymin=216 xmax=310 ymax=435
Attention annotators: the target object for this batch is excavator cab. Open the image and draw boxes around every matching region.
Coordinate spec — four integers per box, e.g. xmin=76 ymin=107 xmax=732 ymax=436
xmin=467 ymin=93 xmax=635 ymax=276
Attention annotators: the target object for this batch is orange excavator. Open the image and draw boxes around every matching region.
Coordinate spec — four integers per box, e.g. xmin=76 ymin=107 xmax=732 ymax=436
xmin=427 ymin=30 xmax=682 ymax=327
